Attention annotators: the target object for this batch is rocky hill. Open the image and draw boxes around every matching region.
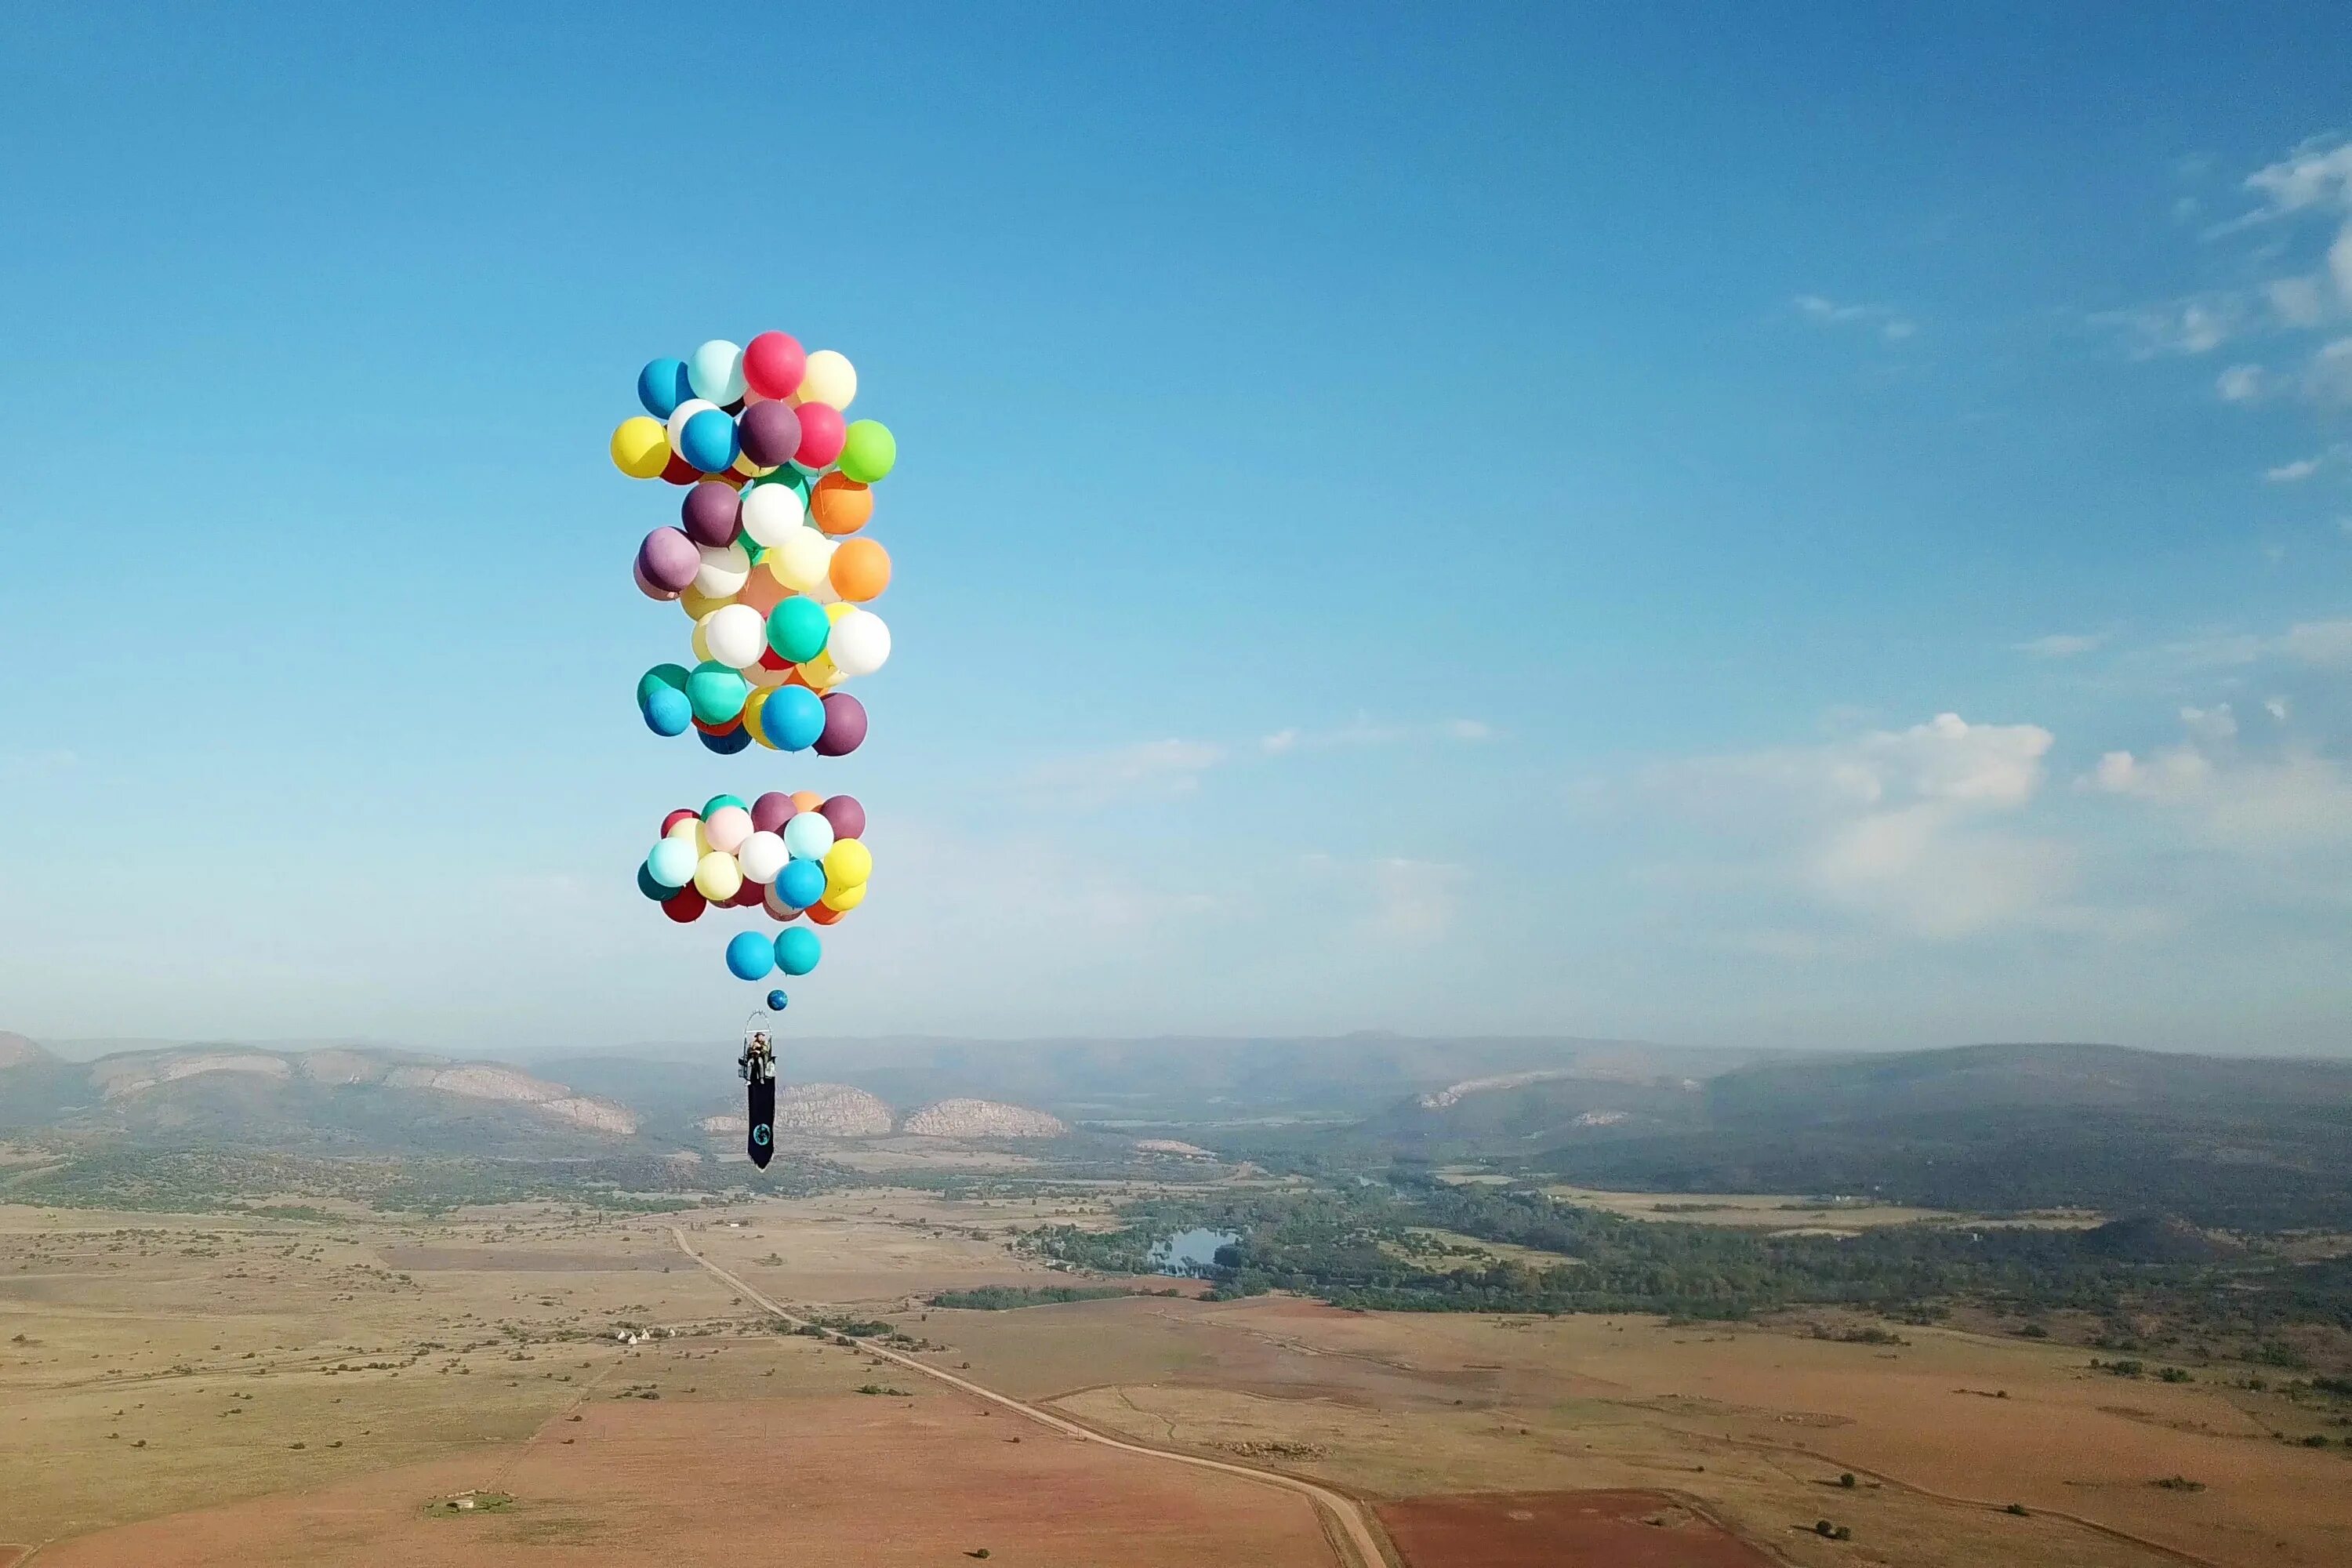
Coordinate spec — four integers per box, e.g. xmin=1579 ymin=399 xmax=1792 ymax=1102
xmin=902 ymin=1098 xmax=1069 ymax=1139
xmin=697 ymin=1083 xmax=895 ymax=1138
xmin=0 ymin=1033 xmax=53 ymax=1069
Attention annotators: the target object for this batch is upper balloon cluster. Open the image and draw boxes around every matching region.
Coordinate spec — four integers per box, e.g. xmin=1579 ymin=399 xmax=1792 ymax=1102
xmin=610 ymin=334 xmax=898 ymax=755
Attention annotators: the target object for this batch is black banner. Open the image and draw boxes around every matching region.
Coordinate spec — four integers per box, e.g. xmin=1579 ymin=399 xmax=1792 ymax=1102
xmin=747 ymin=1075 xmax=775 ymax=1169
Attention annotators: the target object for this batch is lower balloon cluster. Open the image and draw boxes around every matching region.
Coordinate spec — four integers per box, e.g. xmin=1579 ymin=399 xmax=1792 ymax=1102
xmin=636 ymin=790 xmax=873 ymax=981
xmin=637 ymin=662 xmax=866 ymax=757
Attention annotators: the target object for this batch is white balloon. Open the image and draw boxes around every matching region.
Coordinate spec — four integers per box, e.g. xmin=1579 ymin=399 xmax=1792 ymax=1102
xmin=705 ymin=602 xmax=767 ymax=668
xmin=694 ymin=540 xmax=750 ymax=597
xmin=666 ymin=398 xmax=719 ymax=457
xmin=738 ymin=829 xmax=788 ymax=884
xmin=828 ymin=608 xmax=892 ymax=677
xmin=795 ymin=349 xmax=856 ymax=411
xmin=688 ymin=340 xmax=746 ymax=405
xmin=771 ymin=527 xmax=834 ymax=592
xmin=739 ymin=483 xmax=806 ymax=547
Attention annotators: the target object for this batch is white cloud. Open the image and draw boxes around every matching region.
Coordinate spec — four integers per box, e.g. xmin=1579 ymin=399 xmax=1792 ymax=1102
xmin=2013 ymin=632 xmax=2105 ymax=658
xmin=2217 ymin=363 xmax=2267 ymax=402
xmin=2265 ymin=696 xmax=2292 ymax=721
xmin=2103 ymin=297 xmax=2238 ymax=356
xmin=2267 ymin=454 xmax=2325 ymax=481
xmin=2088 ymin=706 xmax=2352 ymax=855
xmin=2241 ymin=139 xmax=2352 ymax=220
xmin=2281 ymin=618 xmax=2352 ymax=664
xmin=1794 ymin=293 xmax=1915 ymax=343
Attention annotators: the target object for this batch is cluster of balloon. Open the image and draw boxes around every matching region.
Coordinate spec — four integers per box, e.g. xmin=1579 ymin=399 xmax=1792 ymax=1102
xmin=637 ymin=792 xmax=874 ymax=981
xmin=612 ymin=334 xmax=896 ymax=757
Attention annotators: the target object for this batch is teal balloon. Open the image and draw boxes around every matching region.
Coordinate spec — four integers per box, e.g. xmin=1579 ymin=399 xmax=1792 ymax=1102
xmin=760 ymin=686 xmax=825 ymax=750
xmin=774 ymin=927 xmax=821 ymax=976
xmin=685 ymin=661 xmax=749 ymax=724
xmin=702 ymin=793 xmax=749 ymax=818
xmin=637 ymin=663 xmax=691 ymax=706
xmin=750 ymin=466 xmax=811 ymax=499
xmin=646 ymin=838 xmax=698 ymax=889
xmin=766 ymin=597 xmax=830 ymax=664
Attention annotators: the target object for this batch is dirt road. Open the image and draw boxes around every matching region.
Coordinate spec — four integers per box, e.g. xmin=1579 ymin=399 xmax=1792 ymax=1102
xmin=669 ymin=1225 xmax=1392 ymax=1568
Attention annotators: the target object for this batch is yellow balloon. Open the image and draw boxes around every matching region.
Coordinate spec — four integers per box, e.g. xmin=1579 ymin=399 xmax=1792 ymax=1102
xmin=745 ymin=660 xmax=793 ymax=689
xmin=610 ymin=416 xmax=670 ymax=479
xmin=693 ymin=851 xmax=742 ymax=902
xmin=665 ymin=817 xmax=700 ymax=843
xmin=821 ymin=880 xmax=867 ymax=913
xmin=799 ymin=651 xmax=840 ymax=689
xmin=823 ymin=839 xmax=873 ymax=888
xmin=741 ymin=687 xmax=773 ymax=747
xmin=823 ymin=600 xmax=855 ymax=625
xmin=794 ymin=349 xmax=857 ymax=411
xmin=689 ymin=617 xmax=714 ymax=662
xmin=681 ymin=585 xmax=728 ymax=619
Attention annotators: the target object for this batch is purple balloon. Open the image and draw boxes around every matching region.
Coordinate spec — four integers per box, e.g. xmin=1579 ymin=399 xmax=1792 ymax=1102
xmin=751 ymin=790 xmax=794 ymax=834
xmin=818 ymin=794 xmax=866 ymax=840
xmin=633 ymin=559 xmax=678 ymax=601
xmin=814 ymin=692 xmax=868 ymax=757
xmin=680 ymin=481 xmax=741 ymax=548
xmin=737 ymin=400 xmax=804 ymax=469
xmin=636 ymin=526 xmax=701 ymax=593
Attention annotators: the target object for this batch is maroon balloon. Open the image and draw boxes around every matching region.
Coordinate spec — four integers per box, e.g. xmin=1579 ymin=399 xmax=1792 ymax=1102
xmin=633 ymin=559 xmax=678 ymax=601
xmin=680 ymin=481 xmax=741 ymax=547
xmin=817 ymin=794 xmax=866 ymax=840
xmin=728 ymin=880 xmax=765 ymax=908
xmin=659 ymin=452 xmax=700 ymax=485
xmin=737 ymin=400 xmax=804 ymax=468
xmin=637 ymin=526 xmax=701 ymax=593
xmin=750 ymin=791 xmax=794 ymax=833
xmin=662 ymin=887 xmax=706 ymax=924
xmin=813 ymin=692 xmax=867 ymax=757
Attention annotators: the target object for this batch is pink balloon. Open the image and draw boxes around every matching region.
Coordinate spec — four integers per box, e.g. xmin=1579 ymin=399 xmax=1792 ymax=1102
xmin=704 ymin=805 xmax=753 ymax=853
xmin=793 ymin=401 xmax=847 ymax=469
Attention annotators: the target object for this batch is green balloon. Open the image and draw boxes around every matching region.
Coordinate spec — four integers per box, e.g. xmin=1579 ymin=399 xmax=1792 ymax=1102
xmin=751 ymin=466 xmax=811 ymax=499
xmin=837 ymin=419 xmax=897 ymax=484
xmin=636 ymin=662 xmax=691 ymax=706
xmin=702 ymin=793 xmax=750 ymax=818
xmin=684 ymin=661 xmax=749 ymax=725
xmin=766 ymin=597 xmax=831 ymax=664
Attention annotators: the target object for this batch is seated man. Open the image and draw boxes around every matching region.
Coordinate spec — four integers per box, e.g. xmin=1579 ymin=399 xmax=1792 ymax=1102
xmin=738 ymin=1028 xmax=776 ymax=1085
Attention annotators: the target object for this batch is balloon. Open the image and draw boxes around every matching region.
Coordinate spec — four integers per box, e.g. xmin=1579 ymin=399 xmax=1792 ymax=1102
xmin=765 ymin=596 xmax=830 ymax=663
xmin=822 ymin=880 xmax=867 ymax=913
xmin=666 ymin=398 xmax=719 ymax=456
xmin=636 ymin=861 xmax=670 ymax=902
xmin=704 ymin=804 xmax=753 ymax=853
xmin=687 ymin=339 xmax=747 ymax=405
xmin=782 ymin=811 xmax=836 ymax=862
xmin=736 ymin=400 xmax=803 ymax=469
xmin=744 ymin=332 xmax=806 ymax=400
xmin=659 ymin=452 xmax=702 ymax=485
xmin=760 ymin=684 xmax=826 ymax=750
xmin=703 ymin=793 xmax=749 ymax=817
xmin=739 ymin=482 xmax=805 ymax=548
xmin=642 ymin=686 xmax=691 ymax=735
xmin=798 ymin=650 xmax=840 ymax=689
xmin=678 ymin=408 xmax=739 ymax=474
xmin=689 ymin=618 xmax=713 ymax=663
xmin=764 ymin=884 xmax=799 ymax=920
xmin=827 ymin=539 xmax=891 ymax=603
xmin=790 ymin=789 xmax=825 ymax=812
xmin=815 ymin=692 xmax=868 ymax=756
xmin=693 ymin=540 xmax=750 ymax=598
xmin=823 ymin=838 xmax=873 ymax=889
xmin=752 ymin=791 xmax=795 ymax=833
xmin=693 ymin=850 xmax=743 ymax=902
xmin=681 ymin=481 xmax=741 ymax=548
xmin=736 ymin=562 xmax=788 ymax=615
xmin=804 ymin=900 xmax=844 ymax=926
xmin=633 ymin=560 xmax=680 ymax=601
xmin=738 ymin=829 xmax=788 ymax=883
xmin=818 ymin=795 xmax=866 ymax=840
xmin=751 ymin=465 xmax=813 ymax=499
xmin=765 ymin=987 xmax=790 ymax=1010
xmin=698 ymin=724 xmax=753 ymax=754
xmin=666 ymin=815 xmax=702 ymax=843
xmin=775 ymin=858 xmax=826 ymax=909
xmin=704 ymin=602 xmax=768 ymax=669
xmin=646 ymin=837 xmax=698 ymax=888
xmin=808 ymin=473 xmax=873 ymax=535
xmin=611 ymin=416 xmax=670 ymax=479
xmin=826 ymin=608 xmax=891 ymax=677
xmin=770 ymin=527 xmax=834 ymax=591
xmin=637 ymin=664 xmax=690 ymax=706
xmin=725 ymin=929 xmax=775 ymax=980
xmin=663 ymin=886 xmax=707 ymax=923
xmin=797 ymin=350 xmax=856 ymax=411
xmin=792 ymin=401 xmax=847 ymax=469
xmin=837 ymin=420 xmax=896 ymax=484
xmin=728 ymin=880 xmax=766 ymax=908
xmin=637 ymin=358 xmax=694 ymax=419
xmin=774 ymin=927 xmax=822 ymax=975
xmin=679 ymin=583 xmax=728 ymax=619
xmin=637 ymin=527 xmax=701 ymax=593
xmin=685 ymin=661 xmax=749 ymax=724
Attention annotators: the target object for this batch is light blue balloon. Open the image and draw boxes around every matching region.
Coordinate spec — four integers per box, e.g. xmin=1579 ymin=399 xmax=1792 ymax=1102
xmin=646 ymin=837 xmax=698 ymax=889
xmin=687 ymin=339 xmax=746 ymax=405
xmin=642 ymin=686 xmax=691 ymax=736
xmin=774 ymin=927 xmax=821 ymax=976
xmin=726 ymin=929 xmax=775 ymax=980
xmin=677 ymin=408 xmax=740 ymax=474
xmin=776 ymin=858 xmax=826 ymax=909
xmin=781 ymin=811 xmax=836 ymax=862
xmin=761 ymin=686 xmax=826 ymax=751
xmin=637 ymin=358 xmax=693 ymax=419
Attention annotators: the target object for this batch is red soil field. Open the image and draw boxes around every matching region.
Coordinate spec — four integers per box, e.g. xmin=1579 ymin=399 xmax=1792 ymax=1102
xmin=1377 ymin=1490 xmax=1774 ymax=1568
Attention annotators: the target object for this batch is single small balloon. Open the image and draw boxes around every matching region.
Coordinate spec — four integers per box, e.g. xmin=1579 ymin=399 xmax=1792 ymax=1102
xmin=698 ymin=724 xmax=753 ymax=754
xmin=826 ymin=608 xmax=891 ymax=677
xmin=637 ymin=528 xmax=702 ymax=593
xmin=765 ymin=988 xmax=790 ymax=1010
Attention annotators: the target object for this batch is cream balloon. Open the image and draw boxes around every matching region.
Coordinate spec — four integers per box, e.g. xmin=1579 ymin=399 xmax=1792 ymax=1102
xmin=827 ymin=608 xmax=892 ymax=677
xmin=771 ymin=527 xmax=834 ymax=592
xmin=795 ymin=350 xmax=856 ymax=410
xmin=689 ymin=618 xmax=714 ymax=662
xmin=737 ymin=829 xmax=788 ymax=884
xmin=692 ymin=851 xmax=742 ymax=902
xmin=705 ymin=602 xmax=768 ymax=669
xmin=693 ymin=540 xmax=750 ymax=598
xmin=739 ymin=483 xmax=806 ymax=547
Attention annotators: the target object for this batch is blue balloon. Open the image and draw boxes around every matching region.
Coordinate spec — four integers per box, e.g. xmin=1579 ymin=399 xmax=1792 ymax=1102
xmin=678 ymin=408 xmax=740 ymax=474
xmin=699 ymin=724 xmax=752 ymax=754
xmin=643 ymin=685 xmax=691 ymax=736
xmin=774 ymin=927 xmax=821 ymax=976
xmin=636 ymin=862 xmax=670 ymax=902
xmin=761 ymin=686 xmax=826 ymax=751
xmin=765 ymin=989 xmax=789 ymax=1010
xmin=726 ymin=930 xmax=775 ymax=980
xmin=776 ymin=858 xmax=826 ymax=909
xmin=637 ymin=358 xmax=694 ymax=419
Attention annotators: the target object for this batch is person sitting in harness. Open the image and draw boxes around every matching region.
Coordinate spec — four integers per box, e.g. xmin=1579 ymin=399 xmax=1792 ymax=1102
xmin=738 ymin=1027 xmax=776 ymax=1085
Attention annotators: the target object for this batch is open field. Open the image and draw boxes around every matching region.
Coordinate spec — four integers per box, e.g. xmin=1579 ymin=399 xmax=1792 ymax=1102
xmin=6 ymin=1190 xmax=2350 ymax=1567
xmin=1534 ymin=1182 xmax=2103 ymax=1232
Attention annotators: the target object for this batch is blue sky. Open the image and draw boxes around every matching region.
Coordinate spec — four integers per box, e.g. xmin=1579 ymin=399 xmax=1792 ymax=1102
xmin=2 ymin=4 xmax=2347 ymax=1054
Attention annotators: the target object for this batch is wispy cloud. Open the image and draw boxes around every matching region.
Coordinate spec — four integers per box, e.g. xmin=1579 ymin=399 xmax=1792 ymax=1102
xmin=1260 ymin=717 xmax=1492 ymax=754
xmin=2013 ymin=632 xmax=2106 ymax=659
xmin=1793 ymin=293 xmax=1915 ymax=342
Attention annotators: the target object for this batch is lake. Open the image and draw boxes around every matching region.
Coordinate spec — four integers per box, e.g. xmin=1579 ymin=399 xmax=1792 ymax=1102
xmin=1149 ymin=1227 xmax=1239 ymax=1276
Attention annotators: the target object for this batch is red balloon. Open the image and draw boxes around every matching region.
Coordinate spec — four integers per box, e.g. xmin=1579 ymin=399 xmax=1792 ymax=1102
xmin=691 ymin=714 xmax=744 ymax=735
xmin=659 ymin=452 xmax=700 ymax=485
xmin=793 ymin=401 xmax=847 ymax=468
xmin=662 ymin=887 xmax=706 ymax=924
xmin=728 ymin=881 xmax=765 ymax=908
xmin=742 ymin=331 xmax=807 ymax=401
xmin=660 ymin=808 xmax=699 ymax=837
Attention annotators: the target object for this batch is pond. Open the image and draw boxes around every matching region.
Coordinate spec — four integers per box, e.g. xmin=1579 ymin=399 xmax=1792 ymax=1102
xmin=1149 ymin=1227 xmax=1239 ymax=1276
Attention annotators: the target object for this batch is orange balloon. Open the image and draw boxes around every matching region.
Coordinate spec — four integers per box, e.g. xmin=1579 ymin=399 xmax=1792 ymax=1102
xmin=789 ymin=790 xmax=824 ymax=813
xmin=804 ymin=902 xmax=845 ymax=925
xmin=736 ymin=564 xmax=787 ymax=614
xmin=808 ymin=473 xmax=873 ymax=535
xmin=828 ymin=538 xmax=891 ymax=602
